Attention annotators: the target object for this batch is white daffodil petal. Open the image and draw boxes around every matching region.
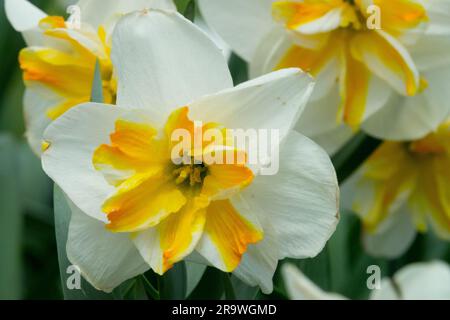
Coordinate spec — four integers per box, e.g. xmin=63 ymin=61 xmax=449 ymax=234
xmin=198 ymin=0 xmax=276 ymax=61
xmin=250 ymin=30 xmax=338 ymax=102
xmin=296 ymin=87 xmax=341 ymax=137
xmin=66 ymin=195 xmax=149 ymax=293
xmin=54 ymin=27 xmax=109 ymax=61
xmin=194 ymin=14 xmax=231 ymax=60
xmin=42 ymin=103 xmax=128 ymax=222
xmin=195 ymin=199 xmax=263 ymax=275
xmin=293 ymin=8 xmax=342 ymax=35
xmin=112 ymin=10 xmax=233 ymax=125
xmin=363 ymin=208 xmax=417 ymax=259
xmin=362 ymin=65 xmax=450 ymax=141
xmin=77 ymin=0 xmax=176 ymax=31
xmin=190 ymin=68 xmax=314 ymax=144
xmin=132 ymin=228 xmax=164 ymax=275
xmin=232 ymin=225 xmax=279 ymax=294
xmin=308 ymin=125 xmax=354 ymax=156
xmin=5 ymin=0 xmax=46 ymax=32
xmin=371 ymin=261 xmax=450 ymax=300
xmin=294 ymin=87 xmax=354 ymax=155
xmin=424 ymin=0 xmax=450 ymax=35
xmin=249 ymin=27 xmax=292 ymax=78
xmin=133 ymin=202 xmax=207 ymax=275
xmin=410 ymin=35 xmax=450 ymax=70
xmin=282 ymin=264 xmax=346 ymax=300
xmin=23 ymin=84 xmax=63 ymax=156
xmin=351 ymin=30 xmax=420 ymax=97
xmin=241 ymin=131 xmax=339 ymax=260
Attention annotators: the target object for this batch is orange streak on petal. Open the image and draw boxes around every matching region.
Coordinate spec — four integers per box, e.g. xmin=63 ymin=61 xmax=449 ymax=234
xmin=205 ymin=200 xmax=263 ymax=272
xmin=159 ymin=199 xmax=207 ymax=272
xmin=340 ymin=43 xmax=371 ymax=129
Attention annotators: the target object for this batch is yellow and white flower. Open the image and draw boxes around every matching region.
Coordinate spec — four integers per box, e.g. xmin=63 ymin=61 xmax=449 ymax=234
xmin=343 ymin=120 xmax=450 ymax=257
xmin=5 ymin=0 xmax=176 ymax=155
xmin=282 ymin=261 xmax=450 ymax=300
xmin=198 ymin=0 xmax=450 ymax=152
xmin=41 ymin=10 xmax=339 ymax=293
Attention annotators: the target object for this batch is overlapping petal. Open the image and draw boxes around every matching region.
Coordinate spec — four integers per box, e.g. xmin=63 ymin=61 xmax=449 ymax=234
xmin=112 ymin=10 xmax=233 ymax=125
xmin=66 ymin=193 xmax=149 ymax=293
xmin=198 ymin=0 xmax=275 ymax=61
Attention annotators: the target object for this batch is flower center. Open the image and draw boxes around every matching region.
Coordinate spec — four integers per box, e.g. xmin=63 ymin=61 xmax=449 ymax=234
xmin=172 ymin=163 xmax=208 ymax=187
xmin=272 ymin=0 xmax=428 ymax=33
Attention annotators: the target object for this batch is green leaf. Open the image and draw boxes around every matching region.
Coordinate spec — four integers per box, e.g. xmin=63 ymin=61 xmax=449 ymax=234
xmin=228 ymin=53 xmax=248 ymax=86
xmin=183 ymin=0 xmax=196 ymax=22
xmin=54 ymin=185 xmax=112 ymax=300
xmin=292 ymin=246 xmax=332 ymax=292
xmin=331 ymin=132 xmax=381 ymax=184
xmin=18 ymin=143 xmax=53 ymax=224
xmin=160 ymin=262 xmax=187 ymax=299
xmin=174 ymin=0 xmax=192 ymax=13
xmin=0 ymin=71 xmax=25 ymax=135
xmin=141 ymin=275 xmax=160 ymax=300
xmin=325 ymin=212 xmax=389 ymax=299
xmin=0 ymin=134 xmax=22 ymax=299
xmin=185 ymin=261 xmax=207 ymax=298
xmin=222 ymin=274 xmax=236 ymax=300
xmin=230 ymin=276 xmax=260 ymax=300
xmin=188 ymin=267 xmax=224 ymax=300
xmin=90 ymin=59 xmax=104 ymax=103
xmin=124 ymin=278 xmax=148 ymax=300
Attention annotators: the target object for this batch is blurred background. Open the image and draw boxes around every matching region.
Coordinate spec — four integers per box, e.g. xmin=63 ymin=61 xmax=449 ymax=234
xmin=0 ymin=0 xmax=448 ymax=300
xmin=0 ymin=0 xmax=74 ymax=299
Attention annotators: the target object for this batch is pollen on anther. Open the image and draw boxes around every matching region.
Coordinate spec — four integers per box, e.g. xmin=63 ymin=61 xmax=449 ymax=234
xmin=41 ymin=140 xmax=51 ymax=152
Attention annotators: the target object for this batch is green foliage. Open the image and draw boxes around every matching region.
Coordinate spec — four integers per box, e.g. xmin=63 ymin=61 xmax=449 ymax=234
xmin=53 ymin=185 xmax=113 ymax=300
xmin=331 ymin=132 xmax=381 ymax=184
xmin=91 ymin=60 xmax=104 ymax=103
xmin=0 ymin=135 xmax=22 ymax=299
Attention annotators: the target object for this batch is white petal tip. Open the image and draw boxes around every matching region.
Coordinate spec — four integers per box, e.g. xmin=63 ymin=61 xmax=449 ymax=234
xmin=5 ymin=0 xmax=46 ymax=32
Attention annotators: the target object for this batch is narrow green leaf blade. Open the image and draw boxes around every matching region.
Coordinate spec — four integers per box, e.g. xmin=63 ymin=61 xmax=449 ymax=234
xmin=185 ymin=262 xmax=207 ymax=298
xmin=223 ymin=274 xmax=236 ymax=300
xmin=183 ymin=0 xmax=196 ymax=22
xmin=188 ymin=267 xmax=224 ymax=300
xmin=160 ymin=262 xmax=187 ymax=299
xmin=90 ymin=59 xmax=104 ymax=103
xmin=331 ymin=132 xmax=381 ymax=184
xmin=230 ymin=276 xmax=260 ymax=300
xmin=228 ymin=53 xmax=248 ymax=86
xmin=54 ymin=185 xmax=112 ymax=300
xmin=174 ymin=0 xmax=191 ymax=13
xmin=0 ymin=134 xmax=22 ymax=299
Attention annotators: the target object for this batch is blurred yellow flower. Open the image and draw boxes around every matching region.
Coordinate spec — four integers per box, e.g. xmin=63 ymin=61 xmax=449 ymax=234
xmin=5 ymin=0 xmax=176 ymax=155
xmin=348 ymin=120 xmax=450 ymax=257
xmin=199 ymin=0 xmax=450 ymax=151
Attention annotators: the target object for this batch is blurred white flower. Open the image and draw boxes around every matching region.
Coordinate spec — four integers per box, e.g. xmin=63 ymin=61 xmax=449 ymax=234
xmin=198 ymin=0 xmax=450 ymax=153
xmin=283 ymin=261 xmax=450 ymax=300
xmin=5 ymin=0 xmax=176 ymax=155
xmin=41 ymin=10 xmax=339 ymax=293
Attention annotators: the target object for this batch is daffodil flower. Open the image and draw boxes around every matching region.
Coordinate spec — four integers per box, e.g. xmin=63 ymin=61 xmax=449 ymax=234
xmin=41 ymin=10 xmax=339 ymax=293
xmin=342 ymin=121 xmax=450 ymax=258
xmin=5 ymin=0 xmax=176 ymax=155
xmin=198 ymin=0 xmax=450 ymax=152
xmin=282 ymin=261 xmax=450 ymax=300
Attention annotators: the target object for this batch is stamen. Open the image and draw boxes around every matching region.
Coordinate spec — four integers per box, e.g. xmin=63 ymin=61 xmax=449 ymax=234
xmin=173 ymin=163 xmax=208 ymax=187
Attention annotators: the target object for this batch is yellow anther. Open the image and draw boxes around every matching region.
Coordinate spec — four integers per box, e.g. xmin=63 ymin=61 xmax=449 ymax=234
xmin=41 ymin=140 xmax=51 ymax=152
